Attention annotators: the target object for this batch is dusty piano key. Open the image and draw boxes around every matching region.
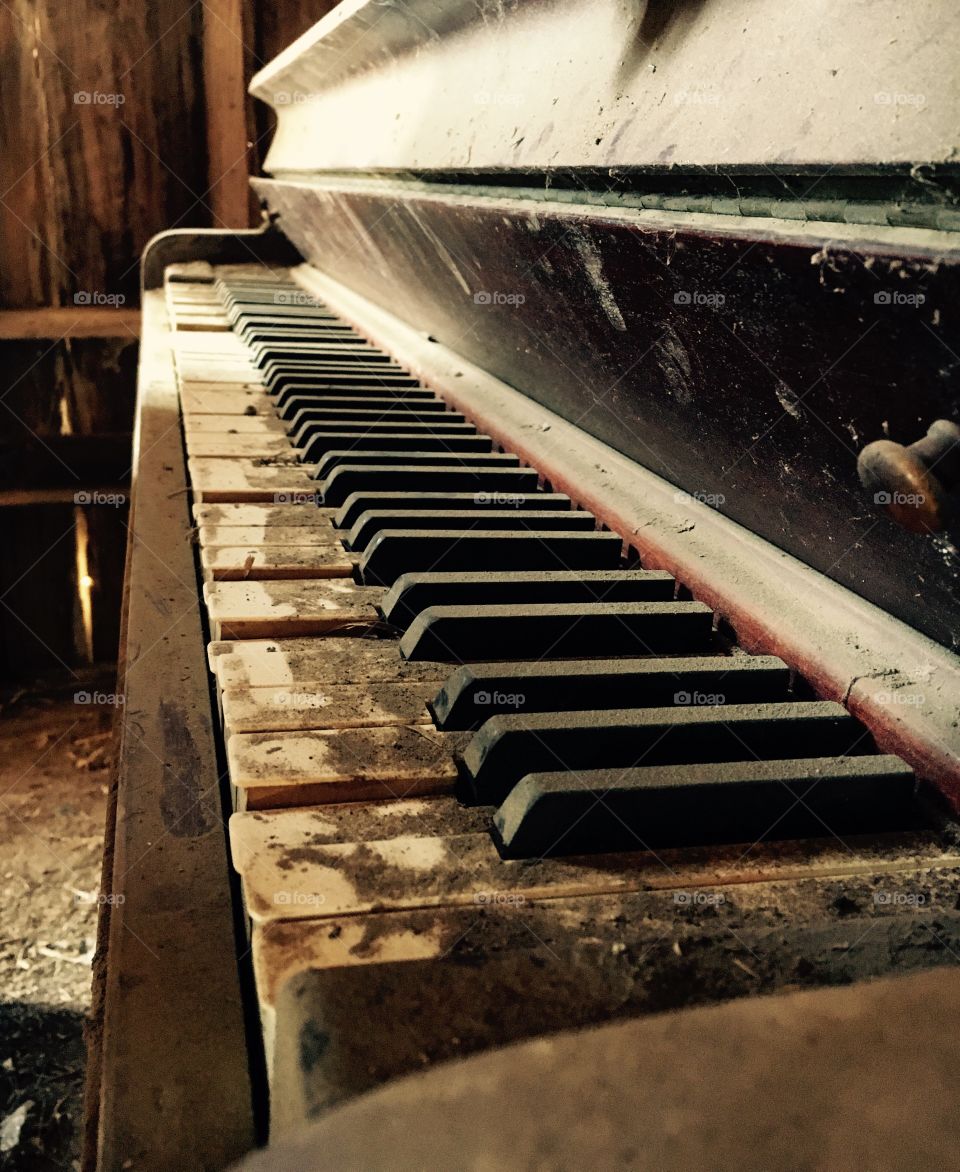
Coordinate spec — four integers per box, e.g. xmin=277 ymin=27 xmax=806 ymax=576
xmin=460 ymin=701 xmax=871 ymax=805
xmin=300 ymin=425 xmax=481 ymax=463
xmin=493 ymin=756 xmax=920 ymax=858
xmin=359 ymin=530 xmax=624 ymax=586
xmin=227 ymin=725 xmax=465 ymax=809
xmin=221 ymin=681 xmax=441 ymax=734
xmin=204 ymin=579 xmax=382 ymax=639
xmin=400 ymin=600 xmax=714 ymax=660
xmin=183 ymin=413 xmax=286 ymax=433
xmin=335 ymin=487 xmax=554 ymax=529
xmin=349 ymin=510 xmax=593 ymax=550
xmin=290 ymin=407 xmax=469 ymax=442
xmin=192 ymin=502 xmax=335 ymax=527
xmin=321 ymin=450 xmax=522 ymax=482
xmin=240 ymin=325 xmax=362 ymax=343
xmin=432 ymin=654 xmax=789 ymax=729
xmin=347 ymin=509 xmax=595 ymax=552
xmin=285 ymin=398 xmax=450 ymax=428
xmin=261 ymin=358 xmax=404 ymax=380
xmin=278 ymin=387 xmax=441 ymax=417
xmin=199 ymin=545 xmax=356 ymax=581
xmin=179 ymin=387 xmax=271 ymax=414
xmin=176 ymin=362 xmax=259 ymax=384
xmin=380 ymin=568 xmax=674 ymax=627
xmin=267 ymin=370 xmax=423 ymax=394
xmin=207 ymin=637 xmax=447 ymax=689
xmin=313 ymin=448 xmax=514 ymax=483
xmin=188 ymin=458 xmax=316 ymax=502
xmin=185 ymin=434 xmax=294 ymax=458
xmin=321 ymin=465 xmax=540 ymax=506
xmin=198 ymin=525 xmax=344 ymax=546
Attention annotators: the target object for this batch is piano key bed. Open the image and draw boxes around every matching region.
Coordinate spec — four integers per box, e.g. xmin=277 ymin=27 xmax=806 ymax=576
xmin=165 ymin=264 xmax=960 ymax=1137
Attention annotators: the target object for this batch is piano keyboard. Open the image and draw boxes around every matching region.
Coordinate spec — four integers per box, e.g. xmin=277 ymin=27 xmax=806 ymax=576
xmin=167 ymin=265 xmax=953 ymax=1134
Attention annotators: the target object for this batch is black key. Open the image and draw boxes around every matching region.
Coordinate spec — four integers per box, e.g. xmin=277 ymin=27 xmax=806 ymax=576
xmin=268 ymin=370 xmax=423 ymax=394
xmin=431 ymin=653 xmax=786 ymax=729
xmin=286 ymin=399 xmax=449 ymax=428
xmin=381 ymin=568 xmax=672 ymax=628
xmin=290 ymin=407 xmax=466 ymax=442
xmin=348 ymin=509 xmax=593 ymax=552
xmin=320 ymin=465 xmax=540 ymax=507
xmin=279 ymin=388 xmax=439 ymax=417
xmin=318 ymin=453 xmax=520 ymax=485
xmin=241 ymin=327 xmax=363 ymax=345
xmin=302 ymin=432 xmax=492 ymax=463
xmin=400 ymin=601 xmax=712 ymax=661
xmin=359 ymin=530 xmax=623 ymax=586
xmin=300 ymin=422 xmax=477 ymax=462
xmin=337 ymin=490 xmax=566 ymax=530
xmin=257 ymin=350 xmax=398 ymax=371
xmin=493 ymin=756 xmax=918 ymax=857
xmin=459 ymin=701 xmax=870 ymax=805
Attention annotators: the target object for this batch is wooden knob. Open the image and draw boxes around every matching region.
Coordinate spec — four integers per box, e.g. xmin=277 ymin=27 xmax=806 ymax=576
xmin=857 ymin=420 xmax=960 ymax=533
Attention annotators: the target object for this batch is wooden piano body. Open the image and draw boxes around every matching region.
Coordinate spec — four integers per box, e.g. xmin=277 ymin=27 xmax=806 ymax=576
xmin=88 ymin=2 xmax=960 ymax=1168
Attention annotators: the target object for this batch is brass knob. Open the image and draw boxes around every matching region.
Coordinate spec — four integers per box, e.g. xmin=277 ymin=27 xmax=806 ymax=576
xmin=857 ymin=419 xmax=960 ymax=533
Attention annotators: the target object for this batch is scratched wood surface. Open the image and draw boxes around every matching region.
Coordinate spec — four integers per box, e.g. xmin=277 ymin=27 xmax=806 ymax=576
xmin=90 ymin=291 xmax=254 ymax=1170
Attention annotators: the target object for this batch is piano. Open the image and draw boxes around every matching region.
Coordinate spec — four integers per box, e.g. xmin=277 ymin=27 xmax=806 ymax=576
xmin=90 ymin=2 xmax=960 ymax=1168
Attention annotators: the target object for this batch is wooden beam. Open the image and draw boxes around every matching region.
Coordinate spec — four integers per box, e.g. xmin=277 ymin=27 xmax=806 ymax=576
xmin=203 ymin=0 xmax=255 ymax=227
xmin=0 ymin=308 xmax=141 ymax=339
xmin=0 ymin=486 xmax=129 ymax=508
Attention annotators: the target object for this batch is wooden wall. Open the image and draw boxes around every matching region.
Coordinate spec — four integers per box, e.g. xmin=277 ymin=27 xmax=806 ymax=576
xmin=0 ymin=0 xmax=336 ymax=681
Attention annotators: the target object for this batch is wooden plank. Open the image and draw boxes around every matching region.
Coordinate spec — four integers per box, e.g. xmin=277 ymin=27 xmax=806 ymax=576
xmin=0 ymin=0 xmax=208 ymax=309
xmin=0 ymin=308 xmax=141 ymax=339
xmin=202 ymin=0 xmax=256 ymax=228
xmin=93 ymin=290 xmax=253 ymax=1169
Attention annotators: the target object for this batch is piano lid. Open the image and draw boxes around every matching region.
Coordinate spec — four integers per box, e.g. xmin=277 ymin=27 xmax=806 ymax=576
xmin=250 ymin=0 xmax=960 ymax=178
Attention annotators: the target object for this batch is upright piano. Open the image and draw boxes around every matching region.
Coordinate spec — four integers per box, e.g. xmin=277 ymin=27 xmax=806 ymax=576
xmin=89 ymin=2 xmax=960 ymax=1168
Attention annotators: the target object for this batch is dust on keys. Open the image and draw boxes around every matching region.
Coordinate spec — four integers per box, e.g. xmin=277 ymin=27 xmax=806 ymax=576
xmin=169 ymin=266 xmax=947 ymax=1139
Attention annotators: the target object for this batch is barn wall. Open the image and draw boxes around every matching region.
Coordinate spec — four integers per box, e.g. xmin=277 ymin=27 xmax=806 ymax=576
xmin=0 ymin=0 xmax=335 ymax=680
